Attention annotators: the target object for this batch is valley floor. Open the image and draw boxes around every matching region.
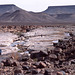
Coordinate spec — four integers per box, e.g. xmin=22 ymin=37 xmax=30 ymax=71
xmin=0 ymin=24 xmax=75 ymax=75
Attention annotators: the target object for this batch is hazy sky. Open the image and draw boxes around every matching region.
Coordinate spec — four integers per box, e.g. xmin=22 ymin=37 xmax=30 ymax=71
xmin=0 ymin=0 xmax=75 ymax=12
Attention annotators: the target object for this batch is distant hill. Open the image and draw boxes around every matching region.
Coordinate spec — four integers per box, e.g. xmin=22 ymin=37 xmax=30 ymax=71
xmin=0 ymin=4 xmax=20 ymax=16
xmin=0 ymin=4 xmax=75 ymax=23
xmin=43 ymin=5 xmax=75 ymax=23
xmin=0 ymin=9 xmax=57 ymax=23
xmin=43 ymin=5 xmax=75 ymax=14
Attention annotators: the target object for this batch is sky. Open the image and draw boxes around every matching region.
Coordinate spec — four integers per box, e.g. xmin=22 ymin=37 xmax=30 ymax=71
xmin=0 ymin=0 xmax=75 ymax=12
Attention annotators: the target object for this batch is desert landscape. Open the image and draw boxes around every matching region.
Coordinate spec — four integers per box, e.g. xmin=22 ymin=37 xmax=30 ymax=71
xmin=0 ymin=4 xmax=74 ymax=75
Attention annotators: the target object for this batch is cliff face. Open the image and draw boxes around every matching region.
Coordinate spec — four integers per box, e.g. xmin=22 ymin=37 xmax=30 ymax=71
xmin=44 ymin=5 xmax=75 ymax=14
xmin=43 ymin=5 xmax=75 ymax=23
xmin=0 ymin=4 xmax=20 ymax=15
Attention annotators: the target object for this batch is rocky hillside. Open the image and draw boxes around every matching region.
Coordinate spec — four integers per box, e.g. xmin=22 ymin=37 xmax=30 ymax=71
xmin=0 ymin=5 xmax=75 ymax=23
xmin=0 ymin=4 xmax=20 ymax=16
xmin=43 ymin=5 xmax=75 ymax=23
xmin=0 ymin=10 xmax=57 ymax=23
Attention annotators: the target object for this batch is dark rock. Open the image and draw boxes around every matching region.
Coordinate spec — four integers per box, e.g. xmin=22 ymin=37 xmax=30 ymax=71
xmin=26 ymin=69 xmax=31 ymax=74
xmin=32 ymin=69 xmax=39 ymax=74
xmin=53 ymin=43 xmax=59 ymax=47
xmin=18 ymin=54 xmax=30 ymax=61
xmin=44 ymin=69 xmax=52 ymax=75
xmin=2 ymin=58 xmax=13 ymax=66
xmin=40 ymin=50 xmax=48 ymax=56
xmin=21 ymin=57 xmax=29 ymax=61
xmin=14 ymin=67 xmax=23 ymax=75
xmin=71 ymin=59 xmax=75 ymax=64
xmin=22 ymin=65 xmax=29 ymax=70
xmin=30 ymin=51 xmax=40 ymax=59
xmin=2 ymin=58 xmax=20 ymax=67
xmin=31 ymin=50 xmax=48 ymax=59
xmin=12 ymin=60 xmax=20 ymax=66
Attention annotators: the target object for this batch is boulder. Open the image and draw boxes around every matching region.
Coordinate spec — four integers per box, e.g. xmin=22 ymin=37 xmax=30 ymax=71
xmin=31 ymin=50 xmax=48 ymax=59
xmin=44 ymin=69 xmax=53 ymax=75
xmin=14 ymin=68 xmax=23 ymax=75
xmin=30 ymin=51 xmax=40 ymax=59
xmin=49 ymin=54 xmax=57 ymax=59
xmin=21 ymin=57 xmax=29 ymax=61
xmin=22 ymin=65 xmax=29 ymax=70
xmin=2 ymin=58 xmax=20 ymax=67
xmin=32 ymin=69 xmax=39 ymax=74
xmin=12 ymin=60 xmax=20 ymax=66
xmin=54 ymin=48 xmax=62 ymax=53
xmin=40 ymin=50 xmax=48 ymax=56
xmin=71 ymin=59 xmax=75 ymax=64
xmin=3 ymin=58 xmax=13 ymax=66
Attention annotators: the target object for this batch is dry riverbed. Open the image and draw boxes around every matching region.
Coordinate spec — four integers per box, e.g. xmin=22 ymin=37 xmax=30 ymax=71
xmin=0 ymin=25 xmax=75 ymax=54
xmin=23 ymin=27 xmax=73 ymax=50
xmin=0 ymin=25 xmax=75 ymax=75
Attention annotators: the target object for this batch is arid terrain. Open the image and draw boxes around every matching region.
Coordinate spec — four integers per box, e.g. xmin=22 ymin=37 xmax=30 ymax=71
xmin=0 ymin=4 xmax=75 ymax=75
xmin=0 ymin=24 xmax=74 ymax=75
xmin=0 ymin=5 xmax=75 ymax=23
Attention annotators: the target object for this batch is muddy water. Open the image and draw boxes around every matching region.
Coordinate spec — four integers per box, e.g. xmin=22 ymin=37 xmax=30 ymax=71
xmin=24 ymin=27 xmax=69 ymax=50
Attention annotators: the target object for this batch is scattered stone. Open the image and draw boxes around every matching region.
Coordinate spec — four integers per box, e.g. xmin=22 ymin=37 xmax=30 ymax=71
xmin=31 ymin=51 xmax=40 ymax=59
xmin=37 ymin=61 xmax=46 ymax=68
xmin=49 ymin=54 xmax=57 ymax=59
xmin=2 ymin=58 xmax=13 ymax=66
xmin=31 ymin=50 xmax=48 ymax=59
xmin=32 ymin=69 xmax=39 ymax=74
xmin=71 ymin=60 xmax=75 ymax=64
xmin=0 ymin=30 xmax=75 ymax=75
xmin=13 ymin=60 xmax=20 ymax=66
xmin=57 ymin=71 xmax=68 ymax=75
xmin=14 ymin=67 xmax=23 ymax=75
xmin=22 ymin=65 xmax=29 ymax=70
xmin=44 ymin=69 xmax=52 ymax=75
xmin=40 ymin=50 xmax=48 ymax=56
xmin=0 ymin=62 xmax=4 ymax=68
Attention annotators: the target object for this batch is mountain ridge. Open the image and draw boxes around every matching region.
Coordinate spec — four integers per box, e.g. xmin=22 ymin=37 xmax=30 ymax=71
xmin=43 ymin=5 xmax=75 ymax=14
xmin=0 ymin=4 xmax=21 ymax=16
xmin=0 ymin=4 xmax=75 ymax=23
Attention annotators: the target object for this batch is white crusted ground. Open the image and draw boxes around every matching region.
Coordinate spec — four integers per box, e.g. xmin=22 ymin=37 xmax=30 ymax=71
xmin=0 ymin=32 xmax=18 ymax=55
xmin=24 ymin=27 xmax=69 ymax=50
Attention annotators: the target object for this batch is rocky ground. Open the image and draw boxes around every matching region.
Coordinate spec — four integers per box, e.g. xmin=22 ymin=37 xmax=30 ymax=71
xmin=0 ymin=24 xmax=75 ymax=75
